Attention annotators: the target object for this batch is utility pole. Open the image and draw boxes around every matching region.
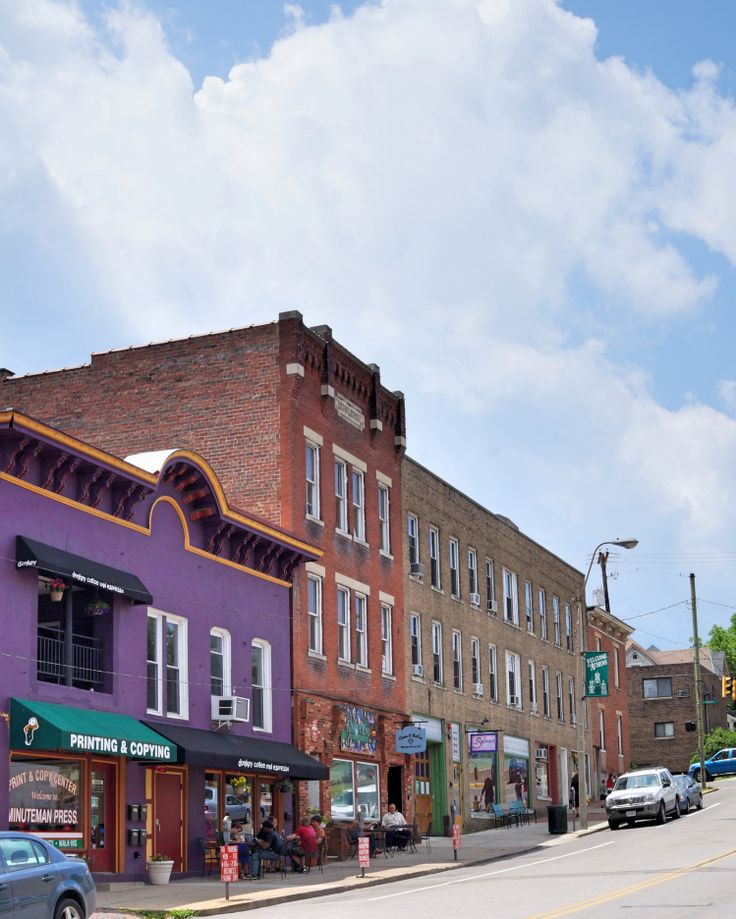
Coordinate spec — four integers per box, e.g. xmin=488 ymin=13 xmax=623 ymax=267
xmin=690 ymin=573 xmax=708 ymax=790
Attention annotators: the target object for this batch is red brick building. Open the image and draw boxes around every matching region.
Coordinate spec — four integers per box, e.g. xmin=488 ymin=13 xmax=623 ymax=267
xmin=0 ymin=312 xmax=409 ymax=834
xmin=587 ymin=606 xmax=633 ymax=795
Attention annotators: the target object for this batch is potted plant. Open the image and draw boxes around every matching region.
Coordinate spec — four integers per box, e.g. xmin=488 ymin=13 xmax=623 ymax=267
xmin=85 ymin=597 xmax=110 ymax=616
xmin=279 ymin=779 xmax=294 ymax=793
xmin=146 ymin=853 xmax=174 ymax=885
xmin=49 ymin=578 xmax=66 ymax=602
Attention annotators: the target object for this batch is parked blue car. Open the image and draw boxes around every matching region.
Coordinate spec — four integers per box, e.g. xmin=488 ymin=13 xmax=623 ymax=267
xmin=688 ymin=747 xmax=736 ymax=782
xmin=0 ymin=831 xmax=96 ymax=919
xmin=673 ymin=774 xmax=704 ymax=813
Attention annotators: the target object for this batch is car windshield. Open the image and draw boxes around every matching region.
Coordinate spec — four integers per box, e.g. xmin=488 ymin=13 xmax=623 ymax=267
xmin=614 ymin=774 xmax=659 ymax=790
xmin=673 ymin=775 xmax=688 ymax=788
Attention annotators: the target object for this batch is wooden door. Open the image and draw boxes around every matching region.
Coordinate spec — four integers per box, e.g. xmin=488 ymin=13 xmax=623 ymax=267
xmin=153 ymin=769 xmax=184 ymax=871
xmin=413 ymin=749 xmax=432 ymax=832
xmin=89 ymin=761 xmax=116 ymax=873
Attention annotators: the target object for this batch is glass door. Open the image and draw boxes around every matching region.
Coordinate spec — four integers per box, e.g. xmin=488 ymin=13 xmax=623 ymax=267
xmin=89 ymin=761 xmax=116 ymax=873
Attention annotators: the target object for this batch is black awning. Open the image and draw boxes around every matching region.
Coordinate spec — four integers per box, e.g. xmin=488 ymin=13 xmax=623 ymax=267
xmin=16 ymin=535 xmax=153 ymax=604
xmin=143 ymin=721 xmax=328 ymax=781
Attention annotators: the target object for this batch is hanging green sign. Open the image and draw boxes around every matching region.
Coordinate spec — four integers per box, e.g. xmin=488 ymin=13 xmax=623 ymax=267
xmin=585 ymin=651 xmax=609 ymax=697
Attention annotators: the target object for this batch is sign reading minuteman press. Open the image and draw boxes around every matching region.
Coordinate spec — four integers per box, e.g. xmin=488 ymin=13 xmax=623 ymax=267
xmin=585 ymin=651 xmax=609 ymax=698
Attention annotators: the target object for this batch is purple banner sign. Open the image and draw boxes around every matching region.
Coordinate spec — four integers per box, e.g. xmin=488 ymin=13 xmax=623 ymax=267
xmin=469 ymin=731 xmax=498 ymax=755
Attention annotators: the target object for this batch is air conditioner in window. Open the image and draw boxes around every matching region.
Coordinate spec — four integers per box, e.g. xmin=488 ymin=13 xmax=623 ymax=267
xmin=535 ymin=747 xmax=548 ymax=760
xmin=412 ymin=664 xmax=424 ymax=677
xmin=470 ymin=592 xmax=481 ymax=607
xmin=509 ymin=695 xmax=520 ymax=707
xmin=410 ymin=562 xmax=425 ymax=578
xmin=488 ymin=599 xmax=498 ymax=614
xmin=531 ymin=702 xmax=539 ymax=714
xmin=676 ymin=689 xmax=689 ymax=698
xmin=211 ymin=696 xmax=250 ymax=723
xmin=473 ymin=682 xmax=484 ymax=696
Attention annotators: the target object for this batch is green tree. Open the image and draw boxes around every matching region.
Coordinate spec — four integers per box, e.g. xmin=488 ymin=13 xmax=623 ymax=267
xmin=707 ymin=613 xmax=736 ymax=675
xmin=690 ymin=726 xmax=736 ymax=764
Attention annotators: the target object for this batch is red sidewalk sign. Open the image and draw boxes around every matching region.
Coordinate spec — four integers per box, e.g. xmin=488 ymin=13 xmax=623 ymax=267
xmin=220 ymin=845 xmax=239 ymax=883
xmin=358 ymin=836 xmax=371 ymax=868
xmin=452 ymin=825 xmax=462 ymax=849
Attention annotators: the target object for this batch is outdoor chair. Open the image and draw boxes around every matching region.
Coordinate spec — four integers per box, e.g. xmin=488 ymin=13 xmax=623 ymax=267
xmin=419 ymin=818 xmax=432 ymax=853
xmin=508 ymin=801 xmax=530 ymax=826
xmin=491 ymin=803 xmax=512 ymax=829
xmin=312 ymin=837 xmax=327 ymax=873
xmin=197 ymin=837 xmax=220 ymax=877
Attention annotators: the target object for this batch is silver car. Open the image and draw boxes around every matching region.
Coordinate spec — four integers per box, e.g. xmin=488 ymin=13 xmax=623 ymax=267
xmin=605 ymin=768 xmax=680 ymax=830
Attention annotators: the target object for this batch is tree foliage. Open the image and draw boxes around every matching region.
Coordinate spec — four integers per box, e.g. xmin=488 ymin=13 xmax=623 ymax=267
xmin=690 ymin=726 xmax=736 ymax=764
xmin=707 ymin=612 xmax=736 ymax=675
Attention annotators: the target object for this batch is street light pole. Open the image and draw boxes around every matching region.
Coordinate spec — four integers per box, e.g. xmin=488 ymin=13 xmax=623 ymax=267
xmin=577 ymin=538 xmax=638 ymax=830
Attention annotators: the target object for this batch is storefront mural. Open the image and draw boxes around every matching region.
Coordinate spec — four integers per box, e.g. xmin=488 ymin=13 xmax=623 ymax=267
xmin=503 ymin=736 xmax=531 ymax=808
xmin=339 ymin=706 xmax=377 ymax=755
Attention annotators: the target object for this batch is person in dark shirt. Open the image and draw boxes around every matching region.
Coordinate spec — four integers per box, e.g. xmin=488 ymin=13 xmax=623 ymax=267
xmin=249 ymin=819 xmax=281 ymax=879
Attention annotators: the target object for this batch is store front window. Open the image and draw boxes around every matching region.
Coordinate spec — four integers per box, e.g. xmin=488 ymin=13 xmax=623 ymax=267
xmin=329 ymin=759 xmax=380 ymax=822
xmin=356 ymin=762 xmax=379 ymax=820
xmin=469 ymin=752 xmax=497 ymax=819
xmin=9 ymin=758 xmax=83 ymax=850
xmin=330 ymin=759 xmax=355 ymax=821
xmin=534 ymin=751 xmax=550 ymax=799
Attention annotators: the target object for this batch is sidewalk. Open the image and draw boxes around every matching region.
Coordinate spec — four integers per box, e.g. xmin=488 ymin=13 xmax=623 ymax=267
xmin=94 ymin=808 xmax=608 ymax=917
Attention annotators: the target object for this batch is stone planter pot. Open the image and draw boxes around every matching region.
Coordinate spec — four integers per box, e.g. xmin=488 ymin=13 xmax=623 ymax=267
xmin=50 ymin=590 xmax=64 ymax=602
xmin=146 ymin=860 xmax=174 ymax=885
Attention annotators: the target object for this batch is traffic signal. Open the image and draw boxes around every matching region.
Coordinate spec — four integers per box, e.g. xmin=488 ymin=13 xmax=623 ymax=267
xmin=685 ymin=721 xmax=696 ymax=732
xmin=722 ymin=676 xmax=733 ymax=698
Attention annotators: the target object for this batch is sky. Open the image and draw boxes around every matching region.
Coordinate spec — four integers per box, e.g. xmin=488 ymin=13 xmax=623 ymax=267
xmin=2 ymin=0 xmax=736 ymax=652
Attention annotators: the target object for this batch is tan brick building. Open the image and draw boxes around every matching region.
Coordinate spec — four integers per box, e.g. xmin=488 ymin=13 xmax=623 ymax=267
xmin=587 ymin=606 xmax=633 ymax=794
xmin=0 ymin=313 xmax=410 ymax=840
xmin=403 ymin=458 xmax=585 ymax=834
xmin=626 ymin=642 xmax=729 ymax=774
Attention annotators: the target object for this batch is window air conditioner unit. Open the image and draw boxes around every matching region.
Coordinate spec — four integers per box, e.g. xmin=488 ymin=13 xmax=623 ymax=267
xmin=509 ymin=695 xmax=520 ymax=707
xmin=211 ymin=696 xmax=250 ymax=723
xmin=412 ymin=664 xmax=424 ymax=677
xmin=676 ymin=689 xmax=689 ymax=698
xmin=531 ymin=702 xmax=538 ymax=714
xmin=410 ymin=562 xmax=425 ymax=577
xmin=470 ymin=593 xmax=481 ymax=606
xmin=488 ymin=599 xmax=498 ymax=614
xmin=535 ymin=748 xmax=548 ymax=760
xmin=473 ymin=682 xmax=484 ymax=696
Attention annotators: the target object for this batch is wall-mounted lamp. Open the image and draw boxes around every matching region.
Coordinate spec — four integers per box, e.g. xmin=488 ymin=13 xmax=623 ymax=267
xmin=0 ymin=712 xmax=9 ymax=724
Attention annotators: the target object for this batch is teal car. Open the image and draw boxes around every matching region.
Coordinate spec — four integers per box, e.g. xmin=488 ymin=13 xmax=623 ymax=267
xmin=688 ymin=747 xmax=736 ymax=782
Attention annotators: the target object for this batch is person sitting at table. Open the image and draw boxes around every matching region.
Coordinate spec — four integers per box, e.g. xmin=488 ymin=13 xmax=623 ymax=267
xmin=286 ymin=816 xmax=317 ymax=872
xmin=232 ymin=824 xmax=252 ymax=879
xmin=381 ymin=804 xmax=411 ymax=850
xmin=249 ymin=819 xmax=281 ymax=879
xmin=347 ymin=817 xmax=377 ymax=855
xmin=309 ymin=814 xmax=326 ymax=844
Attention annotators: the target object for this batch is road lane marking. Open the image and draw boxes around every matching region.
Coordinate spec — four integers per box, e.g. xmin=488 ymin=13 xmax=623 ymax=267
xmin=525 ymin=845 xmax=736 ymax=918
xmin=366 ymin=841 xmax=615 ymax=901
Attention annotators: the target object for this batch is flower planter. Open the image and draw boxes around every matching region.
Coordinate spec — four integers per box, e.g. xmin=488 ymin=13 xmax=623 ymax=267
xmin=146 ymin=860 xmax=174 ymax=885
xmin=50 ymin=590 xmax=64 ymax=602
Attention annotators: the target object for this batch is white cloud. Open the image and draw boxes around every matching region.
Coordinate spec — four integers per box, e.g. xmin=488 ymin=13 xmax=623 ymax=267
xmin=2 ymin=0 xmax=736 ymax=645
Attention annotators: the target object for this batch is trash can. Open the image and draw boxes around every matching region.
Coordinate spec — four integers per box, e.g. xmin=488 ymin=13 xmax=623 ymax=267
xmin=547 ymin=805 xmax=568 ymax=834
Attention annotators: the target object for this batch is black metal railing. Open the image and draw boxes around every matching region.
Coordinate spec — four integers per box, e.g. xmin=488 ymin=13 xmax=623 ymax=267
xmin=37 ymin=626 xmax=104 ymax=690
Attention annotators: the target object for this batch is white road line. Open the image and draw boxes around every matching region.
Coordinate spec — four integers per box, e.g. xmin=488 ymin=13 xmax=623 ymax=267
xmin=367 ymin=841 xmax=616 ymax=901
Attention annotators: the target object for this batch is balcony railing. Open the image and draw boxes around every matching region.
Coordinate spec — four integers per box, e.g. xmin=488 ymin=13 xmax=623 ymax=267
xmin=37 ymin=626 xmax=104 ymax=690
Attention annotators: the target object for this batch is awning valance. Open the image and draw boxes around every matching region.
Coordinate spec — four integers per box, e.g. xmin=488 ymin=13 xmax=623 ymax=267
xmin=144 ymin=721 xmax=329 ymax=781
xmin=16 ymin=535 xmax=153 ymax=604
xmin=10 ymin=698 xmax=176 ymax=762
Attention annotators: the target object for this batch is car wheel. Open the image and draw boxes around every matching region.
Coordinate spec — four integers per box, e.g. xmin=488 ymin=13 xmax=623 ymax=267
xmin=693 ymin=768 xmax=702 ymax=782
xmin=672 ymin=797 xmax=681 ymax=819
xmin=54 ymin=898 xmax=85 ymax=919
xmin=680 ymin=797 xmax=690 ymax=815
xmin=696 ymin=796 xmax=704 ymax=810
xmin=608 ymin=819 xmax=620 ymax=831
xmin=656 ymin=802 xmax=666 ymax=825
xmin=705 ymin=771 xmax=713 ymax=783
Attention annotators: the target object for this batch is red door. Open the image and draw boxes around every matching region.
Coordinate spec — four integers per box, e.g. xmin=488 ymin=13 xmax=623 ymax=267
xmin=153 ymin=769 xmax=184 ymax=871
xmin=89 ymin=761 xmax=117 ymax=873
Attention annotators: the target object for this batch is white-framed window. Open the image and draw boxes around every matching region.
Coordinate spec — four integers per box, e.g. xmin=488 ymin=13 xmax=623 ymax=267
xmin=147 ymin=610 xmax=189 ymax=718
xmin=251 ymin=639 xmax=272 ymax=732
xmin=337 ymin=586 xmax=351 ymax=662
xmin=429 ymin=526 xmax=441 ymax=589
xmin=452 ymin=630 xmax=463 ymax=691
xmin=471 ymin=638 xmax=480 ymax=687
xmin=506 ymin=651 xmax=521 ymax=708
xmin=334 ymin=459 xmax=348 ymax=532
xmin=568 ymin=676 xmax=576 ymax=725
xmin=410 ymin=613 xmax=422 ymax=669
xmin=599 ymin=709 xmax=606 ymax=749
xmin=210 ymin=627 xmax=231 ymax=697
xmin=468 ymin=548 xmax=478 ymax=598
xmin=617 ymin=714 xmax=624 ymax=754
xmin=528 ymin=660 xmax=537 ymax=711
xmin=486 ymin=560 xmax=496 ymax=613
xmin=449 ymin=538 xmax=460 ymax=598
xmin=614 ymin=646 xmax=620 ymax=688
xmin=524 ymin=580 xmax=533 ymax=632
xmin=306 ymin=441 xmax=321 ymax=519
xmin=432 ymin=621 xmax=443 ymax=684
xmin=408 ymin=514 xmax=419 ymax=566
xmin=565 ymin=603 xmax=573 ymax=652
xmin=351 ymin=469 xmax=365 ymax=541
xmin=378 ymin=483 xmax=391 ymax=553
xmin=307 ymin=574 xmax=323 ymax=654
xmin=542 ymin=666 xmax=550 ymax=717
xmin=552 ymin=596 xmax=561 ymax=646
xmin=503 ymin=568 xmax=519 ymax=625
xmin=488 ymin=644 xmax=498 ymax=701
xmin=539 ymin=588 xmax=548 ymax=641
xmin=556 ymin=672 xmax=564 ymax=722
xmin=355 ymin=593 xmax=368 ymax=667
xmin=381 ymin=603 xmax=393 ymax=675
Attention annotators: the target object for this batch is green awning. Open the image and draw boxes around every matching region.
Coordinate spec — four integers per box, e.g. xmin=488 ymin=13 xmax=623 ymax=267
xmin=10 ymin=698 xmax=176 ymax=762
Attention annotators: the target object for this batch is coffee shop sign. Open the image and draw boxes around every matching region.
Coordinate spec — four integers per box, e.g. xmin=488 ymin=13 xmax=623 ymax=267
xmin=395 ymin=726 xmax=427 ymax=754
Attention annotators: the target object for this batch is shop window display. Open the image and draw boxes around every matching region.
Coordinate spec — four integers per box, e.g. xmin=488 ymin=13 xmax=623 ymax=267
xmin=9 ymin=759 xmax=83 ymax=850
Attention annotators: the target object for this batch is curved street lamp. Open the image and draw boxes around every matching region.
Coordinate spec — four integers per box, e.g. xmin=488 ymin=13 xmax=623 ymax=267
xmin=577 ymin=538 xmax=638 ymax=829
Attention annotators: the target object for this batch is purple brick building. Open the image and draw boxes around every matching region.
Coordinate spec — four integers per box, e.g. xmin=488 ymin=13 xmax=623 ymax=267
xmin=0 ymin=411 xmax=325 ymax=879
